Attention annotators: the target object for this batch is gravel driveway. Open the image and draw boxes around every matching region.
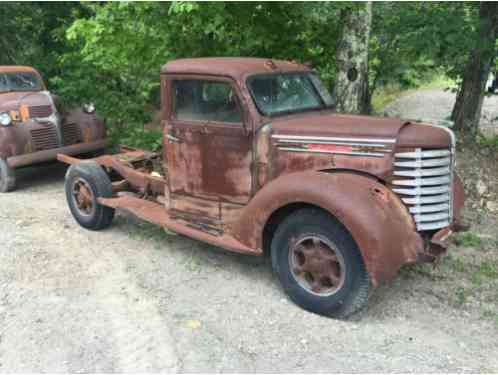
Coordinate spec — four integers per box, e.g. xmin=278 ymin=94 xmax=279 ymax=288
xmin=1 ymin=90 xmax=497 ymax=373
xmin=383 ymin=89 xmax=498 ymax=132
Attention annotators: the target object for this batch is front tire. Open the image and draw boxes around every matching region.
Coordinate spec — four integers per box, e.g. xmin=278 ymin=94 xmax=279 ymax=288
xmin=0 ymin=159 xmax=16 ymax=193
xmin=64 ymin=162 xmax=115 ymax=230
xmin=271 ymin=208 xmax=369 ymax=319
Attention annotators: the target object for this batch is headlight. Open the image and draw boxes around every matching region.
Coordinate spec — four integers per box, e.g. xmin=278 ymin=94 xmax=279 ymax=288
xmin=83 ymin=103 xmax=96 ymax=114
xmin=0 ymin=112 xmax=12 ymax=127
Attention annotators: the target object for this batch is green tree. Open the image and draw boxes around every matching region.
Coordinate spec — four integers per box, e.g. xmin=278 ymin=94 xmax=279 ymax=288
xmin=451 ymin=2 xmax=498 ymax=133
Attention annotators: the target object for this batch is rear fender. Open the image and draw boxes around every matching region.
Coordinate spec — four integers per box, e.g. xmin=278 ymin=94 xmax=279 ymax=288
xmin=231 ymin=171 xmax=423 ymax=286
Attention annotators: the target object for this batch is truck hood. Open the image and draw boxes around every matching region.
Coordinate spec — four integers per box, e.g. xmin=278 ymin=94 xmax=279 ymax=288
xmin=270 ymin=112 xmax=452 ymax=149
xmin=0 ymin=91 xmax=52 ymax=112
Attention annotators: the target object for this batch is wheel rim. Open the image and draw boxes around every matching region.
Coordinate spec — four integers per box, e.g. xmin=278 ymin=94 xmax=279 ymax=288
xmin=288 ymin=234 xmax=346 ymax=297
xmin=71 ymin=178 xmax=95 ymax=217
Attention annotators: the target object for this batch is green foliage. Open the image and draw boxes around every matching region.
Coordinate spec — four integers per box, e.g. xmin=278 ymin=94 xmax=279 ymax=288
xmin=109 ymin=125 xmax=163 ymax=151
xmin=369 ymin=2 xmax=479 ymax=93
xmin=0 ymin=1 xmax=492 ymax=148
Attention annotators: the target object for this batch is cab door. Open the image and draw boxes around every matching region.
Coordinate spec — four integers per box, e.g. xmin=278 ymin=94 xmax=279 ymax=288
xmin=163 ymin=75 xmax=252 ymax=222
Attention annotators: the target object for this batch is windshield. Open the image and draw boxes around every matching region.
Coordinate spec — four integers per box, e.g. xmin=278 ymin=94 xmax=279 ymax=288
xmin=247 ymin=72 xmax=334 ymax=116
xmin=0 ymin=72 xmax=43 ymax=93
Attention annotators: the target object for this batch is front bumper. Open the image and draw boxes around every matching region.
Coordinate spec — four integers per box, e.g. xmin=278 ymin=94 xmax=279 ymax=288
xmin=416 ymin=221 xmax=468 ymax=263
xmin=7 ymin=139 xmax=108 ymax=168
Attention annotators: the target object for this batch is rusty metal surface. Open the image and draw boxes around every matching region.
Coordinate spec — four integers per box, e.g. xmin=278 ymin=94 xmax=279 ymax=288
xmin=0 ymin=66 xmax=107 ymax=170
xmin=231 ymin=171 xmax=423 ymax=286
xmin=162 ymin=58 xmax=309 ymax=81
xmin=59 ymin=58 xmax=465 ymax=290
xmin=98 ymin=195 xmax=257 ymax=255
xmin=8 ymin=139 xmax=107 ymax=168
xmin=289 ymin=235 xmax=346 ymax=296
xmin=59 ymin=148 xmax=166 ymax=197
xmin=0 ymin=66 xmax=42 ymax=74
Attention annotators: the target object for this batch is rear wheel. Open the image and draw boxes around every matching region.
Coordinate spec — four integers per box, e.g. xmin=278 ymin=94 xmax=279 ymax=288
xmin=0 ymin=159 xmax=16 ymax=193
xmin=271 ymin=208 xmax=370 ymax=319
xmin=64 ymin=162 xmax=115 ymax=230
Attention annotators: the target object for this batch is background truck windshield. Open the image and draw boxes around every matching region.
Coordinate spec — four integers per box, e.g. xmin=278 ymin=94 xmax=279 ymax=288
xmin=0 ymin=72 xmax=43 ymax=93
xmin=248 ymin=72 xmax=334 ymax=116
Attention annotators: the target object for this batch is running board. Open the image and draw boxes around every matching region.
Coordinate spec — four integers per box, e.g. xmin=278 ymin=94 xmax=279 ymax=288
xmin=97 ymin=196 xmax=260 ymax=255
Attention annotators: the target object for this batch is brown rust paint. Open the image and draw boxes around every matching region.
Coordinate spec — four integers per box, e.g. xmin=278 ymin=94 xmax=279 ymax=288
xmin=58 ymin=58 xmax=465 ymax=290
xmin=231 ymin=171 xmax=423 ymax=286
xmin=0 ymin=66 xmax=107 ymax=170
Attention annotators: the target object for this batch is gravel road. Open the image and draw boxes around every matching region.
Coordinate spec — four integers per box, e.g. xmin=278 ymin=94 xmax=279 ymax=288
xmin=1 ymin=90 xmax=497 ymax=373
xmin=383 ymin=88 xmax=498 ymax=132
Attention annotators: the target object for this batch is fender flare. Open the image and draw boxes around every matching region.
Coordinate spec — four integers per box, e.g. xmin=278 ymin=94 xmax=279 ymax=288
xmin=231 ymin=171 xmax=424 ymax=286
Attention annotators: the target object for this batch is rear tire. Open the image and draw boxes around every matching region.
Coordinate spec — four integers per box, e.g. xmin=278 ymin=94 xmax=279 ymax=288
xmin=64 ymin=162 xmax=115 ymax=230
xmin=271 ymin=208 xmax=369 ymax=319
xmin=0 ymin=159 xmax=16 ymax=193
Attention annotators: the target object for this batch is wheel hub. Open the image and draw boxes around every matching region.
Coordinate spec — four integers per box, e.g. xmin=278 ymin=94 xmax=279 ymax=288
xmin=289 ymin=235 xmax=346 ymax=296
xmin=72 ymin=178 xmax=95 ymax=216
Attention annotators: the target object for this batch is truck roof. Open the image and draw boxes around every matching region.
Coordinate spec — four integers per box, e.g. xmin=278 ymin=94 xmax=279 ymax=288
xmin=161 ymin=57 xmax=310 ymax=80
xmin=0 ymin=66 xmax=39 ymax=74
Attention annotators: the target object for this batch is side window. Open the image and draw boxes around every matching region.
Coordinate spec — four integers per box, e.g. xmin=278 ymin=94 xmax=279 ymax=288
xmin=173 ymin=80 xmax=242 ymax=124
xmin=0 ymin=74 xmax=8 ymax=92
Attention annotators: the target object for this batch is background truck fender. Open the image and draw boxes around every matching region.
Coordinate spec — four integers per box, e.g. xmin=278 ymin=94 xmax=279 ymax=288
xmin=231 ymin=171 xmax=424 ymax=286
xmin=65 ymin=109 xmax=106 ymax=142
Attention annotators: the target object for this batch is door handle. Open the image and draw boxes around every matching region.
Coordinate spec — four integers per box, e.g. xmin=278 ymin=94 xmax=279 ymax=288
xmin=167 ymin=133 xmax=182 ymax=143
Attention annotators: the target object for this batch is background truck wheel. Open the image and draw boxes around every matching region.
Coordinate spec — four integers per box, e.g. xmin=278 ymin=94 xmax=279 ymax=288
xmin=271 ymin=208 xmax=370 ymax=319
xmin=0 ymin=159 xmax=16 ymax=193
xmin=64 ymin=162 xmax=115 ymax=230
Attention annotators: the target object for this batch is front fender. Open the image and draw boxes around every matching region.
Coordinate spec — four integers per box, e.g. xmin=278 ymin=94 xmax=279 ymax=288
xmin=64 ymin=109 xmax=106 ymax=142
xmin=0 ymin=123 xmax=31 ymax=160
xmin=231 ymin=171 xmax=423 ymax=286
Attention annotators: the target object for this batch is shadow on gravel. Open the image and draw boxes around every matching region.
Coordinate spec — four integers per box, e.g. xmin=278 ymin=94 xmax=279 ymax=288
xmin=14 ymin=161 xmax=68 ymax=190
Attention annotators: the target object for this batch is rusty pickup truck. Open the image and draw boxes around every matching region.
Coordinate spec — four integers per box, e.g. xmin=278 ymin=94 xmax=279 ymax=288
xmin=58 ymin=58 xmax=465 ymax=319
xmin=0 ymin=66 xmax=107 ymax=192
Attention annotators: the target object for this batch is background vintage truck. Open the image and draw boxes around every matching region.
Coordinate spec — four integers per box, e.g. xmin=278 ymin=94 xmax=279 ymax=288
xmin=58 ymin=58 xmax=465 ymax=319
xmin=0 ymin=66 xmax=107 ymax=192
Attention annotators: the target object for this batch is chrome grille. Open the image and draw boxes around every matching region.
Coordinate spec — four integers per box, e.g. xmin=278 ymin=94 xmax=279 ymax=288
xmin=30 ymin=124 xmax=59 ymax=151
xmin=29 ymin=105 xmax=53 ymax=118
xmin=393 ymin=148 xmax=453 ymax=231
xmin=61 ymin=122 xmax=82 ymax=146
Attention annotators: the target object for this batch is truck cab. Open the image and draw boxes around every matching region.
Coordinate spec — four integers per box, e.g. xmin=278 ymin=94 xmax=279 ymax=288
xmin=0 ymin=66 xmax=107 ymax=192
xmin=58 ymin=58 xmax=465 ymax=319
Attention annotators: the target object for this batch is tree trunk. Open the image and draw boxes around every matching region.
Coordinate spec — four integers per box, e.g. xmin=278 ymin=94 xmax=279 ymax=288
xmin=332 ymin=2 xmax=372 ymax=114
xmin=451 ymin=2 xmax=498 ymax=134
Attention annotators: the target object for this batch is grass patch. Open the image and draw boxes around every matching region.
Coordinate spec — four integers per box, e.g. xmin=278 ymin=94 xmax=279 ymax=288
xmin=453 ymin=232 xmax=483 ymax=248
xmin=476 ymin=133 xmax=498 ymax=150
xmin=479 ymin=261 xmax=498 ymax=279
xmin=454 ymin=286 xmax=468 ymax=307
xmin=371 ymin=83 xmax=413 ymax=114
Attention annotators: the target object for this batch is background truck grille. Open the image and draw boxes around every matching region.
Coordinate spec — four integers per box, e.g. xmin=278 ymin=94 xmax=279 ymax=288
xmin=29 ymin=105 xmax=53 ymax=118
xmin=30 ymin=124 xmax=59 ymax=151
xmin=61 ymin=122 xmax=82 ymax=146
xmin=392 ymin=148 xmax=453 ymax=231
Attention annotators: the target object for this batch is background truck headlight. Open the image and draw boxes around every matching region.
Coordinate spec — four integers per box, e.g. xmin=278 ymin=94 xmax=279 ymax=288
xmin=0 ymin=112 xmax=12 ymax=127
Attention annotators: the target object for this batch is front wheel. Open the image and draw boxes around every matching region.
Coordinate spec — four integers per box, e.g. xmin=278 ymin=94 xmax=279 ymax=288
xmin=64 ymin=162 xmax=115 ymax=230
xmin=271 ymin=208 xmax=370 ymax=319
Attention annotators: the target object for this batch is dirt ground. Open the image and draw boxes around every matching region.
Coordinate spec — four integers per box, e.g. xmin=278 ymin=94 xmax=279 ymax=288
xmin=0 ymin=90 xmax=497 ymax=373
